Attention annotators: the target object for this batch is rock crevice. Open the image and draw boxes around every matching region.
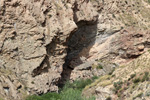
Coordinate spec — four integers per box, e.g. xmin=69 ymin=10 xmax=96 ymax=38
xmin=0 ymin=0 xmax=98 ymax=99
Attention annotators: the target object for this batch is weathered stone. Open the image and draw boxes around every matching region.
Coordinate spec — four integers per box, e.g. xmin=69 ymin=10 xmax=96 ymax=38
xmin=0 ymin=0 xmax=98 ymax=99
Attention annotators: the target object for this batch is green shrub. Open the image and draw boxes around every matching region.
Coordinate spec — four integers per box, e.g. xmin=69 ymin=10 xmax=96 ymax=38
xmin=41 ymin=93 xmax=61 ymax=100
xmin=113 ymin=81 xmax=123 ymax=88
xmin=61 ymin=88 xmax=83 ymax=100
xmin=26 ymin=78 xmax=96 ymax=100
xmin=128 ymin=73 xmax=136 ymax=81
xmin=26 ymin=95 xmax=42 ymax=100
xmin=130 ymin=73 xmax=136 ymax=79
xmin=141 ymin=72 xmax=149 ymax=82
xmin=111 ymin=74 xmax=115 ymax=77
xmin=92 ymin=64 xmax=103 ymax=69
xmin=26 ymin=93 xmax=61 ymax=100
xmin=61 ymin=88 xmax=95 ymax=100
xmin=63 ymin=79 xmax=93 ymax=91
xmin=92 ymin=76 xmax=99 ymax=80
xmin=87 ymin=97 xmax=96 ymax=100
xmin=97 ymin=64 xmax=103 ymax=69
xmin=145 ymin=72 xmax=149 ymax=76
xmin=113 ymin=81 xmax=123 ymax=93
xmin=133 ymin=78 xmax=140 ymax=83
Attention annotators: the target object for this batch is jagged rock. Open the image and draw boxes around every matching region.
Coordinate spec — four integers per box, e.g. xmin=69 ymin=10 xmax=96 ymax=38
xmin=1 ymin=0 xmax=150 ymax=100
xmin=0 ymin=0 xmax=98 ymax=99
xmin=63 ymin=0 xmax=150 ymax=84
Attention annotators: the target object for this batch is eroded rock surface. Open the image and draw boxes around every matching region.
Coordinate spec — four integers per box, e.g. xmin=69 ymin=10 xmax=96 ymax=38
xmin=81 ymin=0 xmax=150 ymax=100
xmin=0 ymin=0 xmax=97 ymax=99
xmin=1 ymin=0 xmax=150 ymax=100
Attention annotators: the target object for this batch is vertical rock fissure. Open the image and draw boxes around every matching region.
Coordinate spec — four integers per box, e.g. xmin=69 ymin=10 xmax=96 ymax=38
xmin=58 ymin=20 xmax=98 ymax=88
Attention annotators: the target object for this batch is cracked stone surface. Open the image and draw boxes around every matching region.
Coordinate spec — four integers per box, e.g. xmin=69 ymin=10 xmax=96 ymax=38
xmin=0 ymin=0 xmax=97 ymax=99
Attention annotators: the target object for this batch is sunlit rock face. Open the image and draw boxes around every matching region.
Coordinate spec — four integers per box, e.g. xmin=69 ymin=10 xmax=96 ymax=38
xmin=0 ymin=0 xmax=98 ymax=99
xmin=65 ymin=0 xmax=150 ymax=82
xmin=81 ymin=0 xmax=150 ymax=100
xmin=1 ymin=0 xmax=150 ymax=99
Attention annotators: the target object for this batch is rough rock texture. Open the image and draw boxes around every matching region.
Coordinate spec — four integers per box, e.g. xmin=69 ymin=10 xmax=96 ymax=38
xmin=0 ymin=0 xmax=97 ymax=99
xmin=77 ymin=0 xmax=150 ymax=64
xmin=81 ymin=0 xmax=150 ymax=100
xmin=1 ymin=0 xmax=150 ymax=100
xmin=83 ymin=52 xmax=150 ymax=100
xmin=67 ymin=0 xmax=150 ymax=81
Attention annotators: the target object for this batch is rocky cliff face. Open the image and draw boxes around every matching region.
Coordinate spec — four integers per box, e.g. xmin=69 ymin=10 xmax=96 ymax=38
xmin=81 ymin=0 xmax=150 ymax=100
xmin=66 ymin=0 xmax=150 ymax=82
xmin=1 ymin=0 xmax=150 ymax=100
xmin=0 ymin=0 xmax=97 ymax=99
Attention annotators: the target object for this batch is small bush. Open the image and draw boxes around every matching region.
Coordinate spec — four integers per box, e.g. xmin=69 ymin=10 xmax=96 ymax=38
xmin=97 ymin=64 xmax=103 ymax=69
xmin=63 ymin=79 xmax=93 ymax=91
xmin=141 ymin=72 xmax=149 ymax=82
xmin=133 ymin=78 xmax=140 ymax=83
xmin=114 ymin=81 xmax=123 ymax=87
xmin=84 ymin=75 xmax=110 ymax=90
xmin=145 ymin=72 xmax=149 ymax=76
xmin=92 ymin=76 xmax=99 ymax=80
xmin=117 ymin=93 xmax=121 ymax=97
xmin=92 ymin=64 xmax=103 ymax=69
xmin=113 ymin=81 xmax=123 ymax=93
xmin=26 ymin=92 xmax=61 ymax=100
xmin=111 ymin=74 xmax=115 ymax=77
xmin=130 ymin=73 xmax=136 ymax=79
xmin=61 ymin=88 xmax=83 ymax=100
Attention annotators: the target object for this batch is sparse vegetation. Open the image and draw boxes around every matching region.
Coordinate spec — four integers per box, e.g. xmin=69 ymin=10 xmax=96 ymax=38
xmin=26 ymin=77 xmax=97 ymax=100
xmin=97 ymin=80 xmax=111 ymax=87
xmin=141 ymin=72 xmax=149 ymax=82
xmin=92 ymin=76 xmax=99 ymax=80
xmin=31 ymin=81 xmax=34 ymax=84
xmin=63 ymin=78 xmax=93 ymax=91
xmin=111 ymin=74 xmax=115 ymax=77
xmin=133 ymin=78 xmax=140 ymax=84
xmin=26 ymin=93 xmax=61 ymax=100
xmin=133 ymin=92 xmax=143 ymax=99
xmin=83 ymin=52 xmax=150 ymax=99
xmin=84 ymin=75 xmax=111 ymax=90
xmin=130 ymin=73 xmax=136 ymax=79
xmin=92 ymin=64 xmax=103 ymax=69
xmin=113 ymin=81 xmax=123 ymax=93
xmin=97 ymin=64 xmax=103 ymax=69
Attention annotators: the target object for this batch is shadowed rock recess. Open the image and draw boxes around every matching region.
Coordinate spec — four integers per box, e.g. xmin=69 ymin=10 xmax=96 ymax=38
xmin=0 ymin=0 xmax=98 ymax=99
xmin=1 ymin=0 xmax=150 ymax=100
